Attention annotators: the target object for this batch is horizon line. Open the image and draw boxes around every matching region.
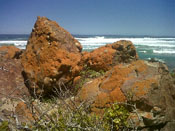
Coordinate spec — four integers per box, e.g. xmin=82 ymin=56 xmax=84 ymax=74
xmin=0 ymin=33 xmax=175 ymax=38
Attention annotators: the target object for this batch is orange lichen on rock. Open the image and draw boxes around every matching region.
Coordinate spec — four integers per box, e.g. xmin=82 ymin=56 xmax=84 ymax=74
xmin=110 ymin=87 xmax=126 ymax=102
xmin=130 ymin=60 xmax=148 ymax=74
xmin=93 ymin=92 xmax=111 ymax=108
xmin=82 ymin=46 xmax=116 ymax=71
xmin=76 ymin=60 xmax=166 ymax=114
xmin=77 ymin=78 xmax=101 ymax=101
xmin=90 ymin=86 xmax=126 ymax=114
xmin=0 ymin=46 xmax=21 ymax=59
xmin=100 ymin=64 xmax=133 ymax=91
xmin=21 ymin=16 xmax=82 ymax=95
xmin=81 ymin=40 xmax=138 ymax=71
xmin=15 ymin=102 xmax=34 ymax=122
xmin=131 ymin=78 xmax=157 ymax=97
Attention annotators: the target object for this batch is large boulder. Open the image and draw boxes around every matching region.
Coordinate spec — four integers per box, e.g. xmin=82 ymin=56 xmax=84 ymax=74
xmin=21 ymin=16 xmax=82 ymax=96
xmin=76 ymin=60 xmax=175 ymax=130
xmin=81 ymin=40 xmax=138 ymax=71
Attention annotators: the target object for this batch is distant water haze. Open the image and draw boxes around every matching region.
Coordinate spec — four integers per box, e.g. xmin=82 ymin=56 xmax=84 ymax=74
xmin=0 ymin=34 xmax=175 ymax=70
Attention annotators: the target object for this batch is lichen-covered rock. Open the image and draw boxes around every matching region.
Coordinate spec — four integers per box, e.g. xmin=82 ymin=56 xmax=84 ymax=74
xmin=81 ymin=40 xmax=138 ymax=71
xmin=15 ymin=102 xmax=34 ymax=123
xmin=0 ymin=46 xmax=22 ymax=59
xmin=76 ymin=60 xmax=175 ymax=130
xmin=21 ymin=16 xmax=82 ymax=96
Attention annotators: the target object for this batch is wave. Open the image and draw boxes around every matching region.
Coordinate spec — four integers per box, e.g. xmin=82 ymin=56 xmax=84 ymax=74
xmin=1 ymin=37 xmax=175 ymax=51
xmin=153 ymin=49 xmax=175 ymax=54
xmin=76 ymin=37 xmax=175 ymax=48
xmin=139 ymin=51 xmax=147 ymax=53
xmin=0 ymin=41 xmax=27 ymax=49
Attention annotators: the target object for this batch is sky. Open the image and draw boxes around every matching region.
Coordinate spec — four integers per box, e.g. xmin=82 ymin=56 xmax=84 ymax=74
xmin=0 ymin=0 xmax=175 ymax=36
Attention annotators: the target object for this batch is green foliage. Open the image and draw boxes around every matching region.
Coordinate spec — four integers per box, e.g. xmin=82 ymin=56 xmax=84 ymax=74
xmin=170 ymin=72 xmax=175 ymax=78
xmin=103 ymin=104 xmax=129 ymax=130
xmin=80 ymin=65 xmax=105 ymax=79
xmin=0 ymin=121 xmax=9 ymax=131
xmin=30 ymin=107 xmax=102 ymax=131
xmin=27 ymin=103 xmax=129 ymax=131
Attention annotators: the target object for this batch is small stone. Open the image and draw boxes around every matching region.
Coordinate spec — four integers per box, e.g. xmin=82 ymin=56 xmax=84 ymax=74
xmin=44 ymin=77 xmax=51 ymax=85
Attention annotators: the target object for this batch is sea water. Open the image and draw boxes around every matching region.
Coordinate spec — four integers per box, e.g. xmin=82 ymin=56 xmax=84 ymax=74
xmin=0 ymin=34 xmax=175 ymax=70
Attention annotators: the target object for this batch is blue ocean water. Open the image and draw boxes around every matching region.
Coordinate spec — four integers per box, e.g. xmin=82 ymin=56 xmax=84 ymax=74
xmin=0 ymin=34 xmax=175 ymax=70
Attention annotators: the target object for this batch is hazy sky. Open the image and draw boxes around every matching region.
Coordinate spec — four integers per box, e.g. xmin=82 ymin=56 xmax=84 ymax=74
xmin=0 ymin=0 xmax=174 ymax=36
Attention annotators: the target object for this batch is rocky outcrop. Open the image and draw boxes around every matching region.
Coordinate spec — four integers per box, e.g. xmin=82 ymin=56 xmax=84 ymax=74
xmin=18 ymin=16 xmax=175 ymax=130
xmin=21 ymin=16 xmax=82 ymax=96
xmin=81 ymin=40 xmax=138 ymax=71
xmin=0 ymin=46 xmax=22 ymax=59
xmin=0 ymin=46 xmax=29 ymax=99
xmin=76 ymin=60 xmax=175 ymax=130
xmin=0 ymin=46 xmax=30 ymax=129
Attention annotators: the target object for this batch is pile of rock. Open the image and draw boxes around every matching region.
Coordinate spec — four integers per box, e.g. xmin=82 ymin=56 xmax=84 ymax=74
xmin=0 ymin=16 xmax=175 ymax=130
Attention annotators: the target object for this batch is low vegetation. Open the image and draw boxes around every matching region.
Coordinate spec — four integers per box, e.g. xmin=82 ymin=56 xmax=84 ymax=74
xmin=0 ymin=66 xmax=132 ymax=130
xmin=0 ymin=87 xmax=130 ymax=131
xmin=25 ymin=101 xmax=129 ymax=131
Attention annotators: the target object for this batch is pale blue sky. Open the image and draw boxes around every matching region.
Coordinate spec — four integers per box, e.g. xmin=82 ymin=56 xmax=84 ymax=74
xmin=0 ymin=0 xmax=174 ymax=36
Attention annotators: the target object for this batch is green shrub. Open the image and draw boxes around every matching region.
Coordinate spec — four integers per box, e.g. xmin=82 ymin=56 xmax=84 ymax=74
xmin=103 ymin=104 xmax=129 ymax=130
xmin=0 ymin=121 xmax=9 ymax=131
xmin=80 ymin=66 xmax=105 ymax=79
xmin=30 ymin=107 xmax=103 ymax=131
xmin=171 ymin=72 xmax=175 ymax=78
xmin=27 ymin=102 xmax=129 ymax=131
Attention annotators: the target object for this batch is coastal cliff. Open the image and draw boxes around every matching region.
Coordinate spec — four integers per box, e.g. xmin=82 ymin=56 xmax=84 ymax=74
xmin=0 ymin=17 xmax=175 ymax=130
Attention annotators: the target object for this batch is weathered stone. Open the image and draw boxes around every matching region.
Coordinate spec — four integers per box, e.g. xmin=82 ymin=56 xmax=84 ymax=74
xmin=81 ymin=40 xmax=138 ymax=71
xmin=21 ymin=16 xmax=82 ymax=96
xmin=15 ymin=102 xmax=34 ymax=123
xmin=0 ymin=58 xmax=30 ymax=99
xmin=76 ymin=60 xmax=175 ymax=130
xmin=0 ymin=46 xmax=22 ymax=59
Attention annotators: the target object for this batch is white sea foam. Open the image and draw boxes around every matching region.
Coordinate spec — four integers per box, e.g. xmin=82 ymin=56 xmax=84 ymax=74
xmin=1 ymin=37 xmax=175 ymax=52
xmin=139 ymin=51 xmax=147 ymax=53
xmin=76 ymin=37 xmax=175 ymax=49
xmin=153 ymin=49 xmax=175 ymax=54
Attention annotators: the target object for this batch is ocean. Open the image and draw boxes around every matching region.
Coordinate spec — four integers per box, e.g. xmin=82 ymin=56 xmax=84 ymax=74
xmin=0 ymin=34 xmax=175 ymax=71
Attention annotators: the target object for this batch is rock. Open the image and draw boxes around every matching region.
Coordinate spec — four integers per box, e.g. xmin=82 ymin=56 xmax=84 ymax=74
xmin=76 ymin=60 xmax=175 ymax=130
xmin=0 ymin=46 xmax=22 ymax=59
xmin=81 ymin=40 xmax=138 ymax=71
xmin=0 ymin=46 xmax=30 ymax=129
xmin=21 ymin=16 xmax=82 ymax=96
xmin=15 ymin=102 xmax=34 ymax=123
xmin=73 ymin=76 xmax=81 ymax=86
xmin=0 ymin=58 xmax=30 ymax=99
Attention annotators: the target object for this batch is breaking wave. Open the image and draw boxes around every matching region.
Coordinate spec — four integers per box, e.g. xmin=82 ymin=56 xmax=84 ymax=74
xmin=153 ymin=49 xmax=175 ymax=54
xmin=76 ymin=36 xmax=175 ymax=50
